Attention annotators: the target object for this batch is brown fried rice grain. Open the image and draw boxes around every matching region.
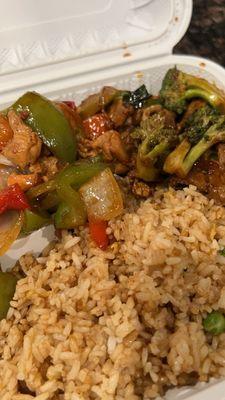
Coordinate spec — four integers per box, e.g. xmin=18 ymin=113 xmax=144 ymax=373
xmin=1 ymin=185 xmax=225 ymax=399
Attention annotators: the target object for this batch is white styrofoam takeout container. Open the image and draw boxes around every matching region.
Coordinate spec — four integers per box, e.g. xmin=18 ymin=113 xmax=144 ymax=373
xmin=1 ymin=1 xmax=225 ymax=398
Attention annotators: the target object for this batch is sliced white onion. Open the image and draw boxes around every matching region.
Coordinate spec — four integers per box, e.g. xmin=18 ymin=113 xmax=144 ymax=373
xmin=0 ymin=155 xmax=15 ymax=167
xmin=0 ymin=164 xmax=16 ymax=191
xmin=0 ymin=210 xmax=18 ymax=232
xmin=0 ymin=211 xmax=24 ymax=256
xmin=79 ymin=168 xmax=123 ymax=221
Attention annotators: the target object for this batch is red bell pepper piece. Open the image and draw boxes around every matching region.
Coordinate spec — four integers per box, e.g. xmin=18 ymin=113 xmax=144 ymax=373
xmin=0 ymin=184 xmax=30 ymax=214
xmin=83 ymin=113 xmax=112 ymax=140
xmin=89 ymin=218 xmax=109 ymax=250
xmin=62 ymin=101 xmax=76 ymax=110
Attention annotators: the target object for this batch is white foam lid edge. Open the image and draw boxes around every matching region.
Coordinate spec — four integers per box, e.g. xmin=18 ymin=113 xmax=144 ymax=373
xmin=0 ymin=1 xmax=192 ymax=90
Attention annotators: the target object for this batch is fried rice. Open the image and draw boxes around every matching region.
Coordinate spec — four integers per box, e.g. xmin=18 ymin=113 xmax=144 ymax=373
xmin=1 ymin=185 xmax=225 ymax=399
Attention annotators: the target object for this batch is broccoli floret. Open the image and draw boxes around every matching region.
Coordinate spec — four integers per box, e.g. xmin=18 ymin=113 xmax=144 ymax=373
xmin=132 ymin=113 xmax=178 ymax=181
xmin=163 ymin=108 xmax=225 ymax=177
xmin=160 ymin=67 xmax=225 ymax=114
xmin=183 ymin=104 xmax=219 ymax=144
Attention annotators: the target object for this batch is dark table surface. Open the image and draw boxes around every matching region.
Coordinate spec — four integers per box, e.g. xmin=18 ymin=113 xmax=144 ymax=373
xmin=174 ymin=0 xmax=225 ymax=67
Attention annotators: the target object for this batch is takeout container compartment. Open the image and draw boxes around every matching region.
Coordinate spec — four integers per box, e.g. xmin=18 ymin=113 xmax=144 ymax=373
xmin=1 ymin=1 xmax=225 ymax=398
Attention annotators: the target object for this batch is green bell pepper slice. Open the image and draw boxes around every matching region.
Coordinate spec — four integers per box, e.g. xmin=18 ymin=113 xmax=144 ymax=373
xmin=13 ymin=91 xmax=77 ymax=163
xmin=0 ymin=271 xmax=17 ymax=320
xmin=21 ymin=209 xmax=51 ymax=235
xmin=27 ymin=160 xmax=107 ymax=230
xmin=56 ymin=160 xmax=107 ymax=190
xmin=40 ymin=191 xmax=60 ymax=211
xmin=27 ymin=160 xmax=107 ymax=201
xmin=54 ymin=192 xmax=87 ymax=229
xmin=27 ymin=179 xmax=56 ymax=202
xmin=54 ymin=161 xmax=107 ymax=229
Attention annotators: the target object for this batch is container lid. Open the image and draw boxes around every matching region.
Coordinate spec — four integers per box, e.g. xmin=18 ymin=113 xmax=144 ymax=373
xmin=0 ymin=0 xmax=192 ymax=76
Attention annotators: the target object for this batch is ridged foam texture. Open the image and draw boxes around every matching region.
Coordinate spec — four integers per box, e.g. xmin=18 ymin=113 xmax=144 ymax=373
xmin=0 ymin=0 xmax=187 ymax=75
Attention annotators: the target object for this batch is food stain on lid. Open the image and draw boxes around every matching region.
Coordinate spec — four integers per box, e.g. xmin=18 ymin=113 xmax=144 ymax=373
xmin=123 ymin=52 xmax=132 ymax=58
xmin=199 ymin=62 xmax=206 ymax=68
xmin=135 ymin=71 xmax=144 ymax=79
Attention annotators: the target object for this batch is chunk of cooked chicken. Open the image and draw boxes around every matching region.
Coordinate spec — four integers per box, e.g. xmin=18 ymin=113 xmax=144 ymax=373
xmin=108 ymin=98 xmax=134 ymax=128
xmin=91 ymin=130 xmax=129 ymax=163
xmin=7 ymin=172 xmax=39 ymax=191
xmin=131 ymin=179 xmax=153 ymax=198
xmin=2 ymin=110 xmax=42 ymax=168
xmin=29 ymin=156 xmax=65 ymax=182
xmin=114 ymin=163 xmax=129 ymax=175
xmin=207 ymin=160 xmax=225 ymax=204
xmin=78 ymin=137 xmax=97 ymax=159
xmin=55 ymin=102 xmax=83 ymax=131
xmin=141 ymin=104 xmax=162 ymax=121
xmin=169 ymin=154 xmax=225 ymax=206
xmin=169 ymin=168 xmax=208 ymax=193
xmin=142 ymin=105 xmax=176 ymax=128
xmin=217 ymin=143 xmax=225 ymax=168
xmin=0 ymin=114 xmax=13 ymax=151
xmin=78 ymin=130 xmax=129 ymax=164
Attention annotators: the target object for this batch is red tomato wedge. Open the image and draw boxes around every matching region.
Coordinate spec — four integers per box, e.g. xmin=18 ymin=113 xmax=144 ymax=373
xmin=83 ymin=113 xmax=112 ymax=140
xmin=0 ymin=184 xmax=30 ymax=214
xmin=62 ymin=100 xmax=76 ymax=110
xmin=89 ymin=218 xmax=109 ymax=250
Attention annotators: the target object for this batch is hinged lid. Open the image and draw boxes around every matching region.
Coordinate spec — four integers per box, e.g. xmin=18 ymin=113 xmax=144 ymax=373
xmin=0 ymin=0 xmax=192 ymax=76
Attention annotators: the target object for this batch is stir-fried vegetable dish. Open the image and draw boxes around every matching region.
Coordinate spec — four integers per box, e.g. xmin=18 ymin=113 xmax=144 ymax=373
xmin=0 ymin=67 xmax=225 ymax=261
xmin=1 ymin=67 xmax=225 ymax=396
